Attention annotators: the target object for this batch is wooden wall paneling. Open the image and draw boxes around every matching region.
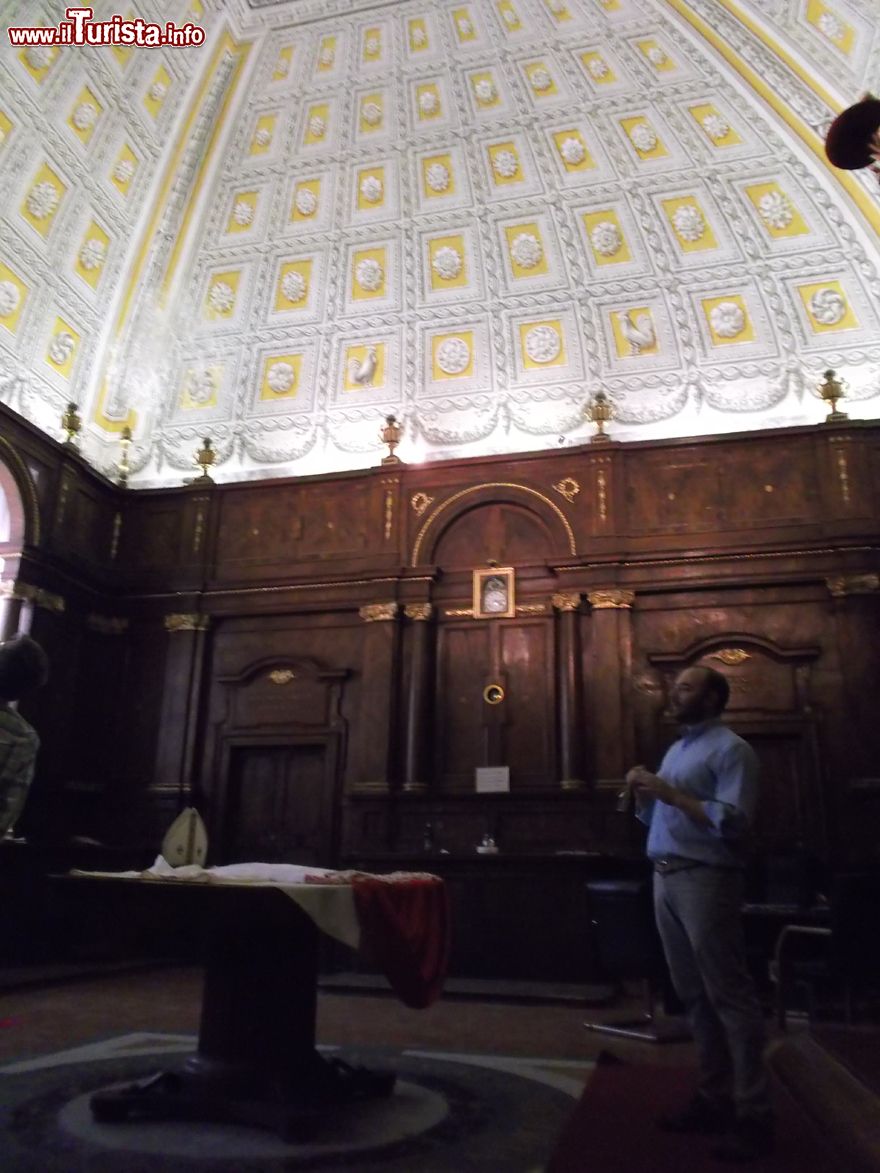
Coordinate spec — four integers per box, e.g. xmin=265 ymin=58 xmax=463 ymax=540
xmin=586 ymin=589 xmax=636 ymax=781
xmin=824 ymin=582 xmax=880 ymax=863
xmin=718 ymin=438 xmax=818 ymax=530
xmin=497 ymin=619 xmax=555 ymax=789
xmin=206 ymin=649 xmax=350 ymax=866
xmin=624 ymin=449 xmax=722 ymax=537
xmin=647 ymin=631 xmax=826 ymax=857
xmin=435 ymin=621 xmax=492 ymax=791
xmin=152 ymin=611 xmax=211 ymax=804
xmin=349 ymin=604 xmax=400 ymax=794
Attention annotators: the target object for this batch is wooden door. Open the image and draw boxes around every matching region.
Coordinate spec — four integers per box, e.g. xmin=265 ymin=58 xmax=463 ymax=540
xmin=222 ymin=743 xmax=334 ymax=866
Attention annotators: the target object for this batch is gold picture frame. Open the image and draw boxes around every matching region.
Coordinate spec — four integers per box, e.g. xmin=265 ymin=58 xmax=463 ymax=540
xmin=473 ymin=566 xmax=515 ymax=619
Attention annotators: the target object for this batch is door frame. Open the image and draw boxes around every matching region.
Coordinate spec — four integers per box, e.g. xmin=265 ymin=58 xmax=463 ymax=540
xmin=214 ymin=731 xmax=344 ymax=867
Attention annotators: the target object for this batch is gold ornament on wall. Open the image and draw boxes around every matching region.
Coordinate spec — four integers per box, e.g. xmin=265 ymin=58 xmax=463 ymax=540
xmin=61 ymin=401 xmax=81 ymax=446
xmin=817 ymin=368 xmax=848 ymax=423
xmin=553 ymin=477 xmax=580 ymax=502
xmin=380 ymin=414 xmax=402 ymax=464
xmin=195 ymin=437 xmax=215 ymax=481
xmin=585 ymin=388 xmax=613 ymax=442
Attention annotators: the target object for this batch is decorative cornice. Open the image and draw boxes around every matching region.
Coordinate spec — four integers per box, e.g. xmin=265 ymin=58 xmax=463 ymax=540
xmin=359 ymin=602 xmax=399 ymax=622
xmin=404 ymin=603 xmax=433 ymax=621
xmin=86 ymin=614 xmax=129 ymax=635
xmin=826 ymin=573 xmax=880 ymax=598
xmin=516 ymin=604 xmax=548 ymax=615
xmin=164 ymin=613 xmax=210 ymax=632
xmin=552 ymin=592 xmax=582 ymax=612
xmin=587 ymin=589 xmax=635 ymax=610
xmin=444 ymin=608 xmax=474 ymax=618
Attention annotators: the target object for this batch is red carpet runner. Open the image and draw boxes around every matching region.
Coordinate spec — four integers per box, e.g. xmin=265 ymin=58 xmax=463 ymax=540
xmin=547 ymin=1056 xmax=840 ymax=1173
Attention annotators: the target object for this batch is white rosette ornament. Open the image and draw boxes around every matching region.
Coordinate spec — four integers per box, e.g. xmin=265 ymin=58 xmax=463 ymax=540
xmin=0 ymin=282 xmax=20 ymax=318
xmin=629 ymin=123 xmax=658 ymax=153
xmin=355 ymin=258 xmax=384 ymax=292
xmin=73 ymin=103 xmax=98 ymax=131
xmin=590 ymin=221 xmax=622 ymax=257
xmin=208 ymin=281 xmax=235 ymax=313
xmin=233 ymin=201 xmax=254 ymax=227
xmin=295 ymin=188 xmax=318 ymax=216
xmin=48 ymin=332 xmax=76 ymax=365
xmin=702 ymin=114 xmax=730 ymax=142
xmin=267 ymin=362 xmax=296 ymax=394
xmin=492 ymin=150 xmax=519 ymax=179
xmin=79 ymin=239 xmax=107 ymax=270
xmin=524 ymin=325 xmax=561 ymax=364
xmin=436 ymin=336 xmax=471 ymax=375
xmin=27 ymin=181 xmax=59 ymax=220
xmin=425 ymin=162 xmax=451 ymax=193
xmin=308 ymin=116 xmax=326 ymax=140
xmin=587 ymin=57 xmax=609 ymax=80
xmin=432 ymin=246 xmax=463 ymax=281
xmin=672 ymin=205 xmax=705 ymax=242
xmin=530 ymin=67 xmax=553 ymax=93
xmin=560 ymin=137 xmax=586 ymax=166
xmin=474 ymin=79 xmax=497 ymax=105
xmin=419 ymin=90 xmax=440 ymax=116
xmin=710 ymin=301 xmax=746 ymax=339
xmin=254 ymin=127 xmax=272 ymax=148
xmin=809 ymin=288 xmax=847 ymax=326
xmin=510 ymin=233 xmax=543 ymax=270
xmin=360 ymin=176 xmax=383 ymax=204
xmin=281 ymin=271 xmax=307 ymax=303
xmin=113 ymin=159 xmax=135 ymax=183
xmin=362 ymin=102 xmax=382 ymax=127
xmin=758 ymin=191 xmax=793 ymax=230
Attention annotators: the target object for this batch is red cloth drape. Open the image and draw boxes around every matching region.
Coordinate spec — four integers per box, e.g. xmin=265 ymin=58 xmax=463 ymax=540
xmin=351 ymin=876 xmax=450 ymax=1009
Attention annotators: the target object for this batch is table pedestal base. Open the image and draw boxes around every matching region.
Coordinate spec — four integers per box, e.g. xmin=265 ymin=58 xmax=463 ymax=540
xmin=90 ymin=1053 xmax=396 ymax=1141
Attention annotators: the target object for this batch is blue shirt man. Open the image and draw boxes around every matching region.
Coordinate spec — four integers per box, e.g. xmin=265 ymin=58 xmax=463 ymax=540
xmin=624 ymin=665 xmax=773 ymax=1163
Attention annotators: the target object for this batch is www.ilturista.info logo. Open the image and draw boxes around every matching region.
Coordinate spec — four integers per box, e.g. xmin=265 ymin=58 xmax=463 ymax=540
xmin=8 ymin=7 xmax=206 ymax=49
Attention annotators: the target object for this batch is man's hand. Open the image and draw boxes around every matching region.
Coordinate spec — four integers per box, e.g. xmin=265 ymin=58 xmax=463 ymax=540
xmin=625 ymin=765 xmax=678 ymax=806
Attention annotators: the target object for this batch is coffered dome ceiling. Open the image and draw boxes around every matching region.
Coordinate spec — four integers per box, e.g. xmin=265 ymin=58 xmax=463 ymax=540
xmin=0 ymin=0 xmax=878 ymax=485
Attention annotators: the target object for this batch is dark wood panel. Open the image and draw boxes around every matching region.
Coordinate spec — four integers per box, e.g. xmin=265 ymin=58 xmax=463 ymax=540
xmin=498 ymin=621 xmax=554 ymax=788
xmin=435 ymin=624 xmax=491 ymax=790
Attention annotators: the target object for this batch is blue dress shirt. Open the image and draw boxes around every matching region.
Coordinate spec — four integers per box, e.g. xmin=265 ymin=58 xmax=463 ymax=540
xmin=637 ymin=719 xmax=760 ymax=869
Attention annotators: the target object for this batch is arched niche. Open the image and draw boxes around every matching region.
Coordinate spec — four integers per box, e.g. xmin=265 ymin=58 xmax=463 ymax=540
xmin=412 ymin=483 xmax=576 ymax=567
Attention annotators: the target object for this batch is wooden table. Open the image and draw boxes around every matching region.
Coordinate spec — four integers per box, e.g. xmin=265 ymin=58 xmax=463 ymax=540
xmin=60 ymin=876 xmax=394 ymax=1139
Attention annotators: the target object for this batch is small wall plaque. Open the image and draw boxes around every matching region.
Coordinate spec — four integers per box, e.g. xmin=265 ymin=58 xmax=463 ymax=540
xmin=476 ymin=766 xmax=510 ymax=793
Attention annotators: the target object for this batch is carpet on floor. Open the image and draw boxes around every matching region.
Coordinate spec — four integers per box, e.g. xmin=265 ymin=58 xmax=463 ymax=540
xmin=0 ymin=1036 xmax=581 ymax=1172
xmin=547 ymin=1053 xmax=840 ymax=1173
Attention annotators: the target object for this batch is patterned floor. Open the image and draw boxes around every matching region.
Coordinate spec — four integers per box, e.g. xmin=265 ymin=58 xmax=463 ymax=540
xmin=0 ymin=1033 xmax=590 ymax=1172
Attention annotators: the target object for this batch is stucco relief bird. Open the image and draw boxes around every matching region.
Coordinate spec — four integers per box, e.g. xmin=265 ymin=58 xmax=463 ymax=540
xmin=619 ymin=311 xmax=655 ymax=356
xmin=348 ymin=344 xmax=378 ymax=386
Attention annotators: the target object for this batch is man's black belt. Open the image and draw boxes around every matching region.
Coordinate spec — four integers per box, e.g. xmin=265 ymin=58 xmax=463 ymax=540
xmin=652 ymin=856 xmax=740 ymax=875
xmin=652 ymin=856 xmax=706 ymax=875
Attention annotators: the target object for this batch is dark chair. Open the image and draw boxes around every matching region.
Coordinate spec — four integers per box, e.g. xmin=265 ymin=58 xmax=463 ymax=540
xmin=772 ymin=870 xmax=880 ymax=1030
xmin=583 ymin=877 xmax=689 ymax=1043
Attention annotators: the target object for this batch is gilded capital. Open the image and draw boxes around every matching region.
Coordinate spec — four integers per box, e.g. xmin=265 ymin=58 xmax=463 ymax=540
xmin=552 ymin=591 xmax=582 ymax=612
xmin=164 ymin=613 xmax=210 ymax=632
xmin=587 ymin=589 xmax=635 ymax=610
xmin=3 ymin=582 xmax=66 ymax=612
xmin=359 ymin=602 xmax=399 ymax=622
xmin=826 ymin=573 xmax=880 ymax=598
xmin=405 ymin=603 xmax=433 ymax=621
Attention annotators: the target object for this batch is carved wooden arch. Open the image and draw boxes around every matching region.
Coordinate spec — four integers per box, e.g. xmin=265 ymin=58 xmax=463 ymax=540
xmin=648 ymin=633 xmax=820 ymax=670
xmin=648 ymin=633 xmax=820 ymax=713
xmin=0 ymin=437 xmax=40 ymax=550
xmin=411 ymin=481 xmax=577 ymax=566
xmin=217 ymin=654 xmax=348 ymax=688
